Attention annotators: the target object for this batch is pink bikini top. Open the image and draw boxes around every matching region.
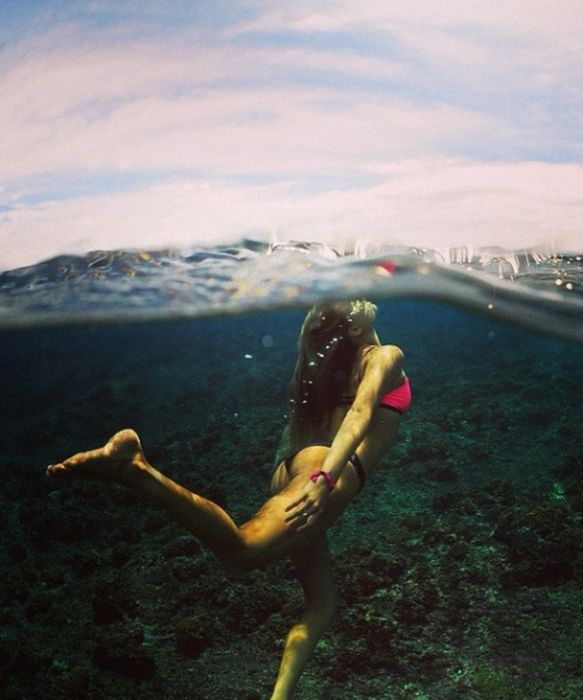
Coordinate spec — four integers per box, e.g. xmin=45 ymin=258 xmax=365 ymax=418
xmin=340 ymin=376 xmax=412 ymax=415
xmin=378 ymin=376 xmax=412 ymax=414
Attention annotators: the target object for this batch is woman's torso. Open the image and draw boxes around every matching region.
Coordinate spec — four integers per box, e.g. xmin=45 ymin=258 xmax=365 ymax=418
xmin=274 ymin=344 xmax=405 ymax=481
xmin=327 ymin=343 xmax=405 ymax=472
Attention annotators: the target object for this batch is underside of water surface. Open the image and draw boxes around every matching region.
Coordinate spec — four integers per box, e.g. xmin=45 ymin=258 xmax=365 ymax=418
xmin=1 ymin=240 xmax=582 ymax=343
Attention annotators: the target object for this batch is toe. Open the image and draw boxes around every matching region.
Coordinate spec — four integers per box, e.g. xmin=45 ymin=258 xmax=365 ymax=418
xmin=46 ymin=463 xmax=66 ymax=477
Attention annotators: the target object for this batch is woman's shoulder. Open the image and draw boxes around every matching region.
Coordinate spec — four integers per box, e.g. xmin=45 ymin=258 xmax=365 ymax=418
xmin=365 ymin=343 xmax=404 ymax=366
xmin=356 ymin=344 xmax=405 ymax=395
xmin=365 ymin=345 xmax=405 ymax=389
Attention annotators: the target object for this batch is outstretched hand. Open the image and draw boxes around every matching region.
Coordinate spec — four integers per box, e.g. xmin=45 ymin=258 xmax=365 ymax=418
xmin=284 ymin=478 xmax=331 ymax=532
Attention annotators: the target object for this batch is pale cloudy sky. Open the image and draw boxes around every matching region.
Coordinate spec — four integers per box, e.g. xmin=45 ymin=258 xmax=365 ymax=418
xmin=1 ymin=0 xmax=582 ymax=269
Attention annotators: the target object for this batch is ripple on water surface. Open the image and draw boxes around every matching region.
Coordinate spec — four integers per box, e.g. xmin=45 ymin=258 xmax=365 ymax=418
xmin=0 ymin=241 xmax=581 ymax=343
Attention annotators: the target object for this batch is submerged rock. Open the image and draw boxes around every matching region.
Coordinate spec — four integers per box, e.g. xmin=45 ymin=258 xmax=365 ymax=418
xmin=494 ymin=502 xmax=580 ymax=586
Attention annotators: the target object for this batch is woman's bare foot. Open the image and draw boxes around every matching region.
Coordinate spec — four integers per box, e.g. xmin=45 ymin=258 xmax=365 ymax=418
xmin=46 ymin=429 xmax=145 ymax=484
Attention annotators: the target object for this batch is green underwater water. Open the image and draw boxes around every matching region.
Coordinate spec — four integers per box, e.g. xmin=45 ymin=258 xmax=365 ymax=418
xmin=0 ymin=300 xmax=581 ymax=699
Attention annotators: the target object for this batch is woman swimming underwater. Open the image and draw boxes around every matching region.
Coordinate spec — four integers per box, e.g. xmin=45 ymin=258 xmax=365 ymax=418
xmin=46 ymin=299 xmax=411 ymax=700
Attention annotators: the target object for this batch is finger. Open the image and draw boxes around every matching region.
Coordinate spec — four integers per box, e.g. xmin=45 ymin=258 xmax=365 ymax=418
xmin=285 ymin=500 xmax=316 ymax=524
xmin=284 ymin=506 xmax=310 ymax=523
xmin=296 ymin=506 xmax=321 ymax=531
xmin=297 ymin=507 xmax=324 ymax=532
xmin=287 ymin=516 xmax=304 ymax=531
xmin=285 ymin=494 xmax=308 ymax=513
xmin=297 ymin=514 xmax=315 ymax=532
xmin=286 ymin=508 xmax=311 ymax=528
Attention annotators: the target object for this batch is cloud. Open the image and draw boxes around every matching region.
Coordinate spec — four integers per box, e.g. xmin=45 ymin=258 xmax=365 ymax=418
xmin=236 ymin=1 xmax=583 ymax=44
xmin=0 ymin=1 xmax=582 ymax=269
xmin=236 ymin=1 xmax=583 ymax=122
xmin=1 ymin=26 xmax=515 ymax=188
xmin=3 ymin=158 xmax=582 ymax=270
xmin=2 ymin=80 xmax=508 ymax=183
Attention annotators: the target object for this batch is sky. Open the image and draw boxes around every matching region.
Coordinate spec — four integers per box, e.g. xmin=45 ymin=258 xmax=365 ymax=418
xmin=1 ymin=0 xmax=583 ymax=269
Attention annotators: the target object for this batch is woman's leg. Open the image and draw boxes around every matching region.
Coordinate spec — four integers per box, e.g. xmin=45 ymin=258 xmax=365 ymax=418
xmin=46 ymin=430 xmax=250 ymax=558
xmin=46 ymin=431 xmax=349 ymax=570
xmin=270 ymin=533 xmax=336 ymax=700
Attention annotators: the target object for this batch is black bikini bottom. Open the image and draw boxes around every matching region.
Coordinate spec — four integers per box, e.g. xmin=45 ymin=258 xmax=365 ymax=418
xmin=283 ymin=442 xmax=366 ymax=492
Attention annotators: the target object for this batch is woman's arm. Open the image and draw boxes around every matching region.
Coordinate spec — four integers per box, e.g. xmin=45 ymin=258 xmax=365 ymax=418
xmin=285 ymin=345 xmax=403 ymax=527
xmin=321 ymin=345 xmax=404 ymax=482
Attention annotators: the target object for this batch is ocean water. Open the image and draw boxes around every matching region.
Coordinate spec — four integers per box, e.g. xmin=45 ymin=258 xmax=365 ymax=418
xmin=1 ymin=242 xmax=582 ymax=342
xmin=0 ymin=242 xmax=581 ymax=699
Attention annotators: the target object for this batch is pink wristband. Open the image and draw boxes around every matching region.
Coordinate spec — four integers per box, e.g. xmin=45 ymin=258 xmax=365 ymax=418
xmin=310 ymin=470 xmax=336 ymax=490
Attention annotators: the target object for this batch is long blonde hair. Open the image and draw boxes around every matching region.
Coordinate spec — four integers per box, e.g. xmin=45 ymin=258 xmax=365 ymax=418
xmin=286 ymin=302 xmax=359 ymax=453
